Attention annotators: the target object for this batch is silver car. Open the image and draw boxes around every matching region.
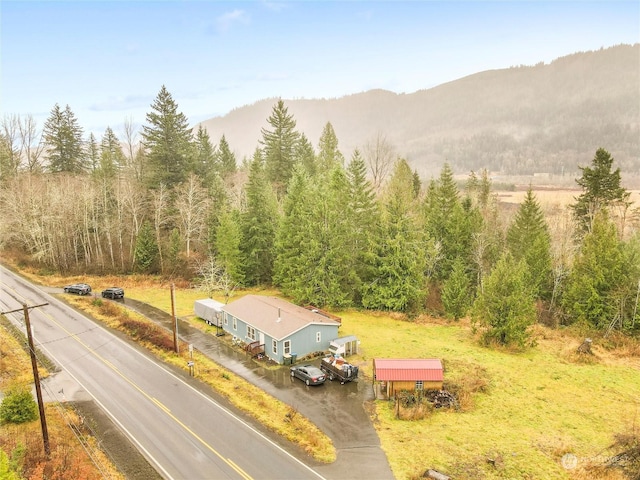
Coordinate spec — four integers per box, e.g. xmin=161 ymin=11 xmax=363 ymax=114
xmin=290 ymin=365 xmax=326 ymax=386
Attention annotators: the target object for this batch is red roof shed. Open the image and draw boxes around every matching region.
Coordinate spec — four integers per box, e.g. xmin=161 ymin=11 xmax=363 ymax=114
xmin=373 ymin=358 xmax=443 ymax=382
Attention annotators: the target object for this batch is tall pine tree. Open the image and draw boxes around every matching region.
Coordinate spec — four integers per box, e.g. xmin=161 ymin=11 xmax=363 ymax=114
xmin=142 ymin=85 xmax=194 ymax=188
xmin=317 ymin=122 xmax=344 ymax=174
xmin=562 ymin=211 xmax=625 ymax=329
xmin=193 ymin=125 xmax=217 ymax=181
xmin=361 ymin=159 xmax=427 ymax=312
xmin=43 ymin=104 xmax=85 ymax=173
xmin=260 ymin=100 xmax=299 ymax=198
xmin=506 ymin=188 xmax=553 ymax=299
xmin=216 ymin=134 xmax=237 ymax=178
xmin=240 ymin=154 xmax=279 ymax=285
xmin=571 ymin=148 xmax=630 ymax=234
xmin=346 ymin=149 xmax=379 ymax=305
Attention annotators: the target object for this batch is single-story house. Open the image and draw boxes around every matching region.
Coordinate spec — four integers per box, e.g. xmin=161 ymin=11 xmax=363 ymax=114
xmin=219 ymin=295 xmax=341 ymax=364
xmin=373 ymin=358 xmax=443 ymax=398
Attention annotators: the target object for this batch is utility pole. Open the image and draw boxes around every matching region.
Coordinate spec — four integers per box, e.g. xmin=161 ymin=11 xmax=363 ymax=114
xmin=171 ymin=283 xmax=178 ymax=353
xmin=1 ymin=302 xmax=50 ymax=457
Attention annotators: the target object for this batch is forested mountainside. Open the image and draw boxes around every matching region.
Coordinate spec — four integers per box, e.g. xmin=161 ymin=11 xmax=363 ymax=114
xmin=199 ymin=44 xmax=639 ymax=178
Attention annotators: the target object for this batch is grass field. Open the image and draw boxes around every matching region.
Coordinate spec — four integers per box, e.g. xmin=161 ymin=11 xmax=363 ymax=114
xmin=337 ymin=311 xmax=638 ymax=479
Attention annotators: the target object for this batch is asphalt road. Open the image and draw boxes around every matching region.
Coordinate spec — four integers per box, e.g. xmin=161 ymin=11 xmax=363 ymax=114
xmin=0 ymin=265 xmax=325 ymax=480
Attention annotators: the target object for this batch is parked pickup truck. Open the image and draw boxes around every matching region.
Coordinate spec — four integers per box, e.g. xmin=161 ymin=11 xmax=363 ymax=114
xmin=319 ymin=355 xmax=359 ymax=384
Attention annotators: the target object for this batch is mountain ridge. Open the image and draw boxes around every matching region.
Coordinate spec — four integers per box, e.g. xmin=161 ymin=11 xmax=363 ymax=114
xmin=199 ymin=44 xmax=639 ymax=179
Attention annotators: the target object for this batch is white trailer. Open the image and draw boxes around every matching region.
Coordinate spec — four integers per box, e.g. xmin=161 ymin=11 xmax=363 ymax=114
xmin=194 ymin=299 xmax=225 ymax=328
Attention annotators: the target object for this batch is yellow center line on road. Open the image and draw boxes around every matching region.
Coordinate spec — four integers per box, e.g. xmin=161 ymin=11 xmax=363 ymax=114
xmin=3 ymin=284 xmax=254 ymax=480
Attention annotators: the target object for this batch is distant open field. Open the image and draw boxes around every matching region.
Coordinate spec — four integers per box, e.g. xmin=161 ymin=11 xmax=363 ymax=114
xmin=495 ymin=187 xmax=640 ymax=209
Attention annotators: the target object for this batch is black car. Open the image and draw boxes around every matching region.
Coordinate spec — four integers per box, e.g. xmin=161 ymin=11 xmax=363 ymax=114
xmin=290 ymin=365 xmax=326 ymax=386
xmin=101 ymin=287 xmax=125 ymax=299
xmin=63 ymin=283 xmax=91 ymax=295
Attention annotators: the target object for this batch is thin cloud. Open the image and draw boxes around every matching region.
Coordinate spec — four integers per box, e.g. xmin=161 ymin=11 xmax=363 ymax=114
xmin=90 ymin=95 xmax=153 ymax=112
xmin=256 ymin=72 xmax=290 ymax=81
xmin=260 ymin=1 xmax=288 ymax=12
xmin=215 ymin=9 xmax=250 ymax=33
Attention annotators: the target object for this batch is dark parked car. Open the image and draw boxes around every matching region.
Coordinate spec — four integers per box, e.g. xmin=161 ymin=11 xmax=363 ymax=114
xmin=63 ymin=284 xmax=91 ymax=295
xmin=290 ymin=365 xmax=326 ymax=386
xmin=101 ymin=287 xmax=125 ymax=299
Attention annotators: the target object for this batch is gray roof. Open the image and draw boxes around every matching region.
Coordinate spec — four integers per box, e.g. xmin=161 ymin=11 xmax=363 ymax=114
xmin=222 ymin=295 xmax=341 ymax=341
xmin=331 ymin=335 xmax=358 ymax=345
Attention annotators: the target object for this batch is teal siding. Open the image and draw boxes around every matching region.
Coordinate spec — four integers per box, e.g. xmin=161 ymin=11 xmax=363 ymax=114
xmin=221 ymin=312 xmax=339 ymax=364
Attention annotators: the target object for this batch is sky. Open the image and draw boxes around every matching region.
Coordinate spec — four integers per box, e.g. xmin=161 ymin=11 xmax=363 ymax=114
xmin=1 ymin=1 xmax=639 ymax=138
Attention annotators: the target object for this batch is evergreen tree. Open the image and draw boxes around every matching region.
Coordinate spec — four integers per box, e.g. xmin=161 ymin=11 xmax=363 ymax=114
xmin=260 ymin=100 xmax=299 ymax=198
xmin=412 ymin=169 xmax=421 ymax=198
xmin=442 ymin=257 xmax=472 ymax=320
xmin=99 ymin=127 xmax=126 ymax=178
xmin=424 ymin=164 xmax=482 ymax=282
xmin=134 ymin=220 xmax=159 ymax=272
xmin=215 ymin=209 xmax=244 ymax=285
xmin=273 ymin=164 xmax=313 ymax=299
xmin=193 ymin=125 xmax=217 ymax=181
xmin=43 ymin=104 xmax=85 ymax=173
xmin=296 ymin=133 xmax=317 ymax=177
xmin=141 ymin=85 xmax=194 ymax=188
xmin=562 ymin=211 xmax=625 ymax=329
xmin=297 ymin=167 xmax=354 ymax=307
xmin=216 ymin=134 xmax=237 ymax=178
xmin=571 ymin=148 xmax=630 ymax=234
xmin=361 ymin=159 xmax=427 ymax=312
xmin=346 ymin=149 xmax=379 ymax=304
xmin=87 ymin=133 xmax=100 ymax=172
xmin=506 ymin=188 xmax=553 ymax=299
xmin=240 ymin=156 xmax=279 ymax=285
xmin=166 ymin=228 xmax=183 ymax=273
xmin=317 ymin=121 xmax=344 ymax=174
xmin=472 ymin=252 xmax=536 ymax=347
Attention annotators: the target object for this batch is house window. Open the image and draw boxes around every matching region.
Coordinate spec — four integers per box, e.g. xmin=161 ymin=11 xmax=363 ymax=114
xmin=247 ymin=326 xmax=256 ymax=341
xmin=415 ymin=380 xmax=424 ymax=390
xmin=272 ymin=339 xmax=277 ymax=354
xmin=232 ymin=317 xmax=237 ymax=331
xmin=223 ymin=313 xmax=228 ymax=326
xmin=284 ymin=340 xmax=291 ymax=355
xmin=316 ymin=331 xmax=321 ymax=343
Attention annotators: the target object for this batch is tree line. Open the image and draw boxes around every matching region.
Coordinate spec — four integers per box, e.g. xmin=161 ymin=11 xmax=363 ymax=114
xmin=1 ymin=86 xmax=638 ymax=344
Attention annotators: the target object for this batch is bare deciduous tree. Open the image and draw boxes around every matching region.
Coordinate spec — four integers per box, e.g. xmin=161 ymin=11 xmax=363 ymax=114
xmin=363 ymin=132 xmax=396 ymax=191
xmin=174 ymin=174 xmax=209 ymax=258
xmin=122 ymin=117 xmax=144 ymax=180
xmin=18 ymin=114 xmax=45 ymax=173
xmin=196 ymin=255 xmax=237 ymax=304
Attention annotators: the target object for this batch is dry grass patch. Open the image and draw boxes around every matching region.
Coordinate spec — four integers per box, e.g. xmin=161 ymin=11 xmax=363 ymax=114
xmin=0 ymin=318 xmax=123 ymax=480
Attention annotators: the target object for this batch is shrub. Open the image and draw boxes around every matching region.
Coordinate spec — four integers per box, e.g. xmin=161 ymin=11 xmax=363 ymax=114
xmin=0 ymin=387 xmax=38 ymax=424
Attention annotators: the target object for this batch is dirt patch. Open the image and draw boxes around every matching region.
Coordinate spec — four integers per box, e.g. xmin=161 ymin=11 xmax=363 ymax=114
xmin=72 ymin=400 xmax=162 ymax=480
